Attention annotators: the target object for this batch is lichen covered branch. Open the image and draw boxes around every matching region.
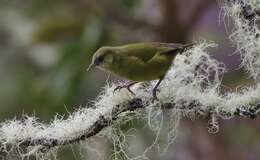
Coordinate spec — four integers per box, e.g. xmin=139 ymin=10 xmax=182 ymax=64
xmin=224 ymin=0 xmax=260 ymax=78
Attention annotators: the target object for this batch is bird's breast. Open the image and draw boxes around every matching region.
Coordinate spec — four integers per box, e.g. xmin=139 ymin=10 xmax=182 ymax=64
xmin=107 ymin=55 xmax=174 ymax=81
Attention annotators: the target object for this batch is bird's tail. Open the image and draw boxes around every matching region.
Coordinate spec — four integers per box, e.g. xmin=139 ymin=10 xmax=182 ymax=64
xmin=178 ymin=43 xmax=196 ymax=54
xmin=182 ymin=43 xmax=196 ymax=49
xmin=161 ymin=42 xmax=196 ymax=56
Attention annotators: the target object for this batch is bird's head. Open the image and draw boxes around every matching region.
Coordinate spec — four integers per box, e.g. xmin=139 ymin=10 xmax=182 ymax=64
xmin=88 ymin=46 xmax=118 ymax=71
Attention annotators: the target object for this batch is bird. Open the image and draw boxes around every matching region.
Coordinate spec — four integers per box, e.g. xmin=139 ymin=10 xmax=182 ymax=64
xmin=88 ymin=42 xmax=195 ymax=101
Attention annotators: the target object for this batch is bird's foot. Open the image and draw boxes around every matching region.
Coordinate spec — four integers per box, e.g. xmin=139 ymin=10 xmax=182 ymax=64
xmin=152 ymin=88 xmax=159 ymax=102
xmin=151 ymin=78 xmax=163 ymax=102
xmin=113 ymin=82 xmax=137 ymax=95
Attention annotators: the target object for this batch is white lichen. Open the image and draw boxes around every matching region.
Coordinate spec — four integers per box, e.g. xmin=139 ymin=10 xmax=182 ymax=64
xmin=223 ymin=0 xmax=260 ymax=79
xmin=0 ymin=84 xmax=134 ymax=159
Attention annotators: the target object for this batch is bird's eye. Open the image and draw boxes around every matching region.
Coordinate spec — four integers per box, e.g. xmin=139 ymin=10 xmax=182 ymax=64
xmin=98 ymin=56 xmax=104 ymax=62
xmin=94 ymin=56 xmax=104 ymax=65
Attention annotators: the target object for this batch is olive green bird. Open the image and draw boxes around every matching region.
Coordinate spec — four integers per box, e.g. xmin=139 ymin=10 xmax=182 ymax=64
xmin=88 ymin=42 xmax=194 ymax=100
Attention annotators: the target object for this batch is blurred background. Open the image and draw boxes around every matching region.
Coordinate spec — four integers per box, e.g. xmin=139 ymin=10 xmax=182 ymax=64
xmin=0 ymin=0 xmax=260 ymax=160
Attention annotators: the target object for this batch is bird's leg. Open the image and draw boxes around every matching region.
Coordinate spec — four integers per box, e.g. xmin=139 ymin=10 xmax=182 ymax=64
xmin=114 ymin=82 xmax=138 ymax=95
xmin=152 ymin=78 xmax=163 ymax=102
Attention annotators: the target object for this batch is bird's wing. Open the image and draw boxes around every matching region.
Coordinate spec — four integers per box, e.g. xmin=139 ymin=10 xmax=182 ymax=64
xmin=158 ymin=43 xmax=195 ymax=55
xmin=151 ymin=42 xmax=184 ymax=49
xmin=118 ymin=42 xmax=194 ymax=62
xmin=118 ymin=43 xmax=160 ymax=62
xmin=118 ymin=42 xmax=182 ymax=62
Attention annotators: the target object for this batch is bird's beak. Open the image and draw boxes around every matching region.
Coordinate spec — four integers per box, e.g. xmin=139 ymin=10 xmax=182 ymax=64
xmin=87 ymin=62 xmax=94 ymax=71
xmin=87 ymin=58 xmax=102 ymax=71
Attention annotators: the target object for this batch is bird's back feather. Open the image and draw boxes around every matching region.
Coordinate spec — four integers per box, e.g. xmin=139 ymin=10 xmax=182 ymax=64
xmin=117 ymin=42 xmax=184 ymax=63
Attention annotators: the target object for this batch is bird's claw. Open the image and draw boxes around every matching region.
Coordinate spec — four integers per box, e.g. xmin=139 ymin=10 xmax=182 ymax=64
xmin=152 ymin=88 xmax=160 ymax=102
xmin=152 ymin=96 xmax=159 ymax=103
xmin=113 ymin=84 xmax=136 ymax=95
xmin=113 ymin=86 xmax=123 ymax=93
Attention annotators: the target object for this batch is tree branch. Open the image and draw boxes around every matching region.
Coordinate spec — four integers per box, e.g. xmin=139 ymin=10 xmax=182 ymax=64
xmin=18 ymin=98 xmax=143 ymax=149
xmin=4 ymin=97 xmax=259 ymax=152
